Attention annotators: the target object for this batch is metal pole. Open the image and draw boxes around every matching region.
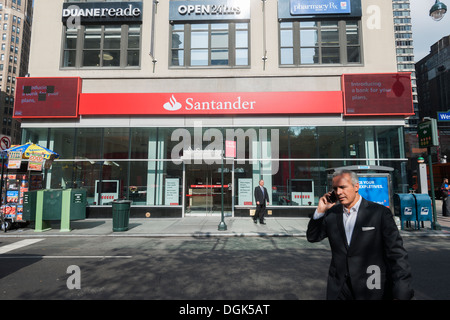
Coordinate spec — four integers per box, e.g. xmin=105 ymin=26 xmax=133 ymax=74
xmin=428 ymin=147 xmax=441 ymax=230
xmin=218 ymin=148 xmax=227 ymax=231
xmin=0 ymin=155 xmax=5 ymax=232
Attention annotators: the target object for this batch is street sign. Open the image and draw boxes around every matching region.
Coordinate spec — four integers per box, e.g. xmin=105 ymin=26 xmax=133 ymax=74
xmin=437 ymin=110 xmax=450 ymax=121
xmin=0 ymin=135 xmax=11 ymax=150
xmin=418 ymin=118 xmax=439 ymax=148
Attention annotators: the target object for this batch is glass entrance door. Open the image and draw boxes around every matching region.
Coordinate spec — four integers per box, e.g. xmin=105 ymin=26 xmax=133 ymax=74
xmin=185 ymin=163 xmax=232 ymax=215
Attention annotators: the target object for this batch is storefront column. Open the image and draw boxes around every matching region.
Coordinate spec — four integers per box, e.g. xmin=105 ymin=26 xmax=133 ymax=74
xmin=44 ymin=136 xmax=52 ymax=189
xmin=260 ymin=131 xmax=273 ymax=204
xmin=365 ymin=128 xmax=376 ymax=166
xmin=147 ymin=132 xmax=165 ymax=205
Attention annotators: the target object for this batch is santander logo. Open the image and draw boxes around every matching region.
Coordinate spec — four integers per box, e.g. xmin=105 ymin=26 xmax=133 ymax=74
xmin=162 ymin=94 xmax=257 ymax=113
xmin=163 ymin=95 xmax=182 ymax=111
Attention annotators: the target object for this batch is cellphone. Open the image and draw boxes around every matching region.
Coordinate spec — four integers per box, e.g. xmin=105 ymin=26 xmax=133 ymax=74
xmin=327 ymin=191 xmax=337 ymax=203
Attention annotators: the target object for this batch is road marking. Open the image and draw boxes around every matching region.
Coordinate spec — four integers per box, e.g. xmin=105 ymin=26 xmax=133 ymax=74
xmin=0 ymin=239 xmax=44 ymax=254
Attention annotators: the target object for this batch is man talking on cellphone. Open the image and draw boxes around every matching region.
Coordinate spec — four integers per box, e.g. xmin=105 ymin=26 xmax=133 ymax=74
xmin=307 ymin=170 xmax=414 ymax=300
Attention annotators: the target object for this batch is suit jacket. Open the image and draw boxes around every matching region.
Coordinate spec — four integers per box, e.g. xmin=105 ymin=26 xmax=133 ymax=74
xmin=254 ymin=186 xmax=269 ymax=206
xmin=307 ymin=198 xmax=414 ymax=300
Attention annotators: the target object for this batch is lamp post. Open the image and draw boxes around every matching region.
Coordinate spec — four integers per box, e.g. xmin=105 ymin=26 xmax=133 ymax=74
xmin=427 ymin=147 xmax=441 ymax=230
xmin=418 ymin=118 xmax=441 ymax=230
xmin=430 ymin=0 xmax=447 ymax=21
xmin=218 ymin=141 xmax=227 ymax=231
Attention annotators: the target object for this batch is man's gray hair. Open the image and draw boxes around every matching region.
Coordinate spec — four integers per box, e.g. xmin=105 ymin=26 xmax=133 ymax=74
xmin=332 ymin=169 xmax=359 ymax=186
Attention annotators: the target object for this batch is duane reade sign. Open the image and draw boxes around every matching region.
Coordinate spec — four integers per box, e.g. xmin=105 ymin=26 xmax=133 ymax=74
xmin=62 ymin=2 xmax=143 ymax=24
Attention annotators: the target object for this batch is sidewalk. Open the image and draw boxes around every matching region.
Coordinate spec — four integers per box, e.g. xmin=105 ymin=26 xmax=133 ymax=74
xmin=0 ymin=217 xmax=310 ymax=238
xmin=1 ymin=201 xmax=449 ymax=238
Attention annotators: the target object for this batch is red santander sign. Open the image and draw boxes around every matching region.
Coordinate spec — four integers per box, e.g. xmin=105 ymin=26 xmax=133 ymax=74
xmin=79 ymin=91 xmax=343 ymax=116
xmin=12 ymin=73 xmax=414 ymax=118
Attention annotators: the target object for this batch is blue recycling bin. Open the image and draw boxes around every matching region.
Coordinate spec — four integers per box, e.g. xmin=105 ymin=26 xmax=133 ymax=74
xmin=413 ymin=194 xmax=432 ymax=225
xmin=394 ymin=194 xmax=417 ymax=230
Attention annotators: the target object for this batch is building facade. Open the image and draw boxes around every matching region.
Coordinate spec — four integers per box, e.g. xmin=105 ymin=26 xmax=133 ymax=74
xmin=0 ymin=0 xmax=32 ymax=144
xmin=416 ymin=35 xmax=450 ymax=161
xmin=15 ymin=0 xmax=414 ymax=218
xmin=392 ymin=0 xmax=418 ymax=133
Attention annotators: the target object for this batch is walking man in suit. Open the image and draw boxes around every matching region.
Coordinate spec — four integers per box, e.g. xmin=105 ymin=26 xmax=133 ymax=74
xmin=254 ymin=179 xmax=269 ymax=224
xmin=307 ymin=170 xmax=414 ymax=300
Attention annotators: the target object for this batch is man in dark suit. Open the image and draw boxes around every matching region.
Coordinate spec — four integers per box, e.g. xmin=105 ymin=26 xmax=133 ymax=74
xmin=254 ymin=179 xmax=269 ymax=224
xmin=307 ymin=170 xmax=414 ymax=300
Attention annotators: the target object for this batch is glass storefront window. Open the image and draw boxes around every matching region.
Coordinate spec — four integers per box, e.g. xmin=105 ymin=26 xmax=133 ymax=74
xmin=18 ymin=126 xmax=407 ymax=209
xmin=289 ymin=126 xmax=317 ymax=159
xmin=50 ymin=128 xmax=75 ymax=159
xmin=145 ymin=160 xmax=183 ymax=206
xmin=75 ymin=161 xmax=103 ymax=205
xmin=103 ymin=128 xmax=129 ymax=159
xmin=76 ymin=128 xmax=103 ymax=159
xmin=376 ymin=126 xmax=403 ymax=159
xmin=317 ymin=126 xmax=346 ymax=158
xmin=130 ymin=127 xmax=156 ymax=159
xmin=346 ymin=127 xmax=374 ymax=164
xmin=21 ymin=128 xmax=48 ymax=146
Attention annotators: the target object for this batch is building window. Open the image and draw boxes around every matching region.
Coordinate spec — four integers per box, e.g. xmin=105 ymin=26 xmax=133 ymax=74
xmin=279 ymin=20 xmax=362 ymax=66
xmin=170 ymin=22 xmax=249 ymax=68
xmin=62 ymin=24 xmax=141 ymax=68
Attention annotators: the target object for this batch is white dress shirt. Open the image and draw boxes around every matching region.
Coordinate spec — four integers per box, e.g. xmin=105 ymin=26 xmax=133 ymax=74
xmin=313 ymin=195 xmax=362 ymax=246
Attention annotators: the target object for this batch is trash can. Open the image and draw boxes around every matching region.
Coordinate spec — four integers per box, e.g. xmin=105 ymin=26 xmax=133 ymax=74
xmin=394 ymin=194 xmax=416 ymax=230
xmin=413 ymin=194 xmax=433 ymax=225
xmin=112 ymin=200 xmax=131 ymax=232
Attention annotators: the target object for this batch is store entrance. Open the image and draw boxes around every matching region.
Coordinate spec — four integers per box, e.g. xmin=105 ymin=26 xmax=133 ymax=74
xmin=185 ymin=163 xmax=232 ymax=216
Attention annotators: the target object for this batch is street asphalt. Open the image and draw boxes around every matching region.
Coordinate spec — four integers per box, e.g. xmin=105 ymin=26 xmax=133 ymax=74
xmin=1 ymin=200 xmax=449 ymax=238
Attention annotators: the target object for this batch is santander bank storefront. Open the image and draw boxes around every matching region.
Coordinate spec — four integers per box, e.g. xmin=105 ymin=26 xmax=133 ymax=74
xmin=16 ymin=0 xmax=414 ymax=218
xmin=14 ymin=73 xmax=414 ymax=218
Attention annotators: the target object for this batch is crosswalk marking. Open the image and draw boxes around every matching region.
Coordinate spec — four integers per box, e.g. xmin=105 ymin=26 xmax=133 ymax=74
xmin=0 ymin=255 xmax=132 ymax=259
xmin=0 ymin=239 xmax=44 ymax=254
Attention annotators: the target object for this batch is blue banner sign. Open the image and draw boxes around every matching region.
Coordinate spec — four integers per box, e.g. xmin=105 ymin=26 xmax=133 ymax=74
xmin=358 ymin=176 xmax=390 ymax=207
xmin=437 ymin=110 xmax=450 ymax=121
xmin=290 ymin=0 xmax=351 ymax=15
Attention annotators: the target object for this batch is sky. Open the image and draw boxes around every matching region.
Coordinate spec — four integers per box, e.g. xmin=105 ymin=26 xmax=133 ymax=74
xmin=410 ymin=1 xmax=450 ymax=61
